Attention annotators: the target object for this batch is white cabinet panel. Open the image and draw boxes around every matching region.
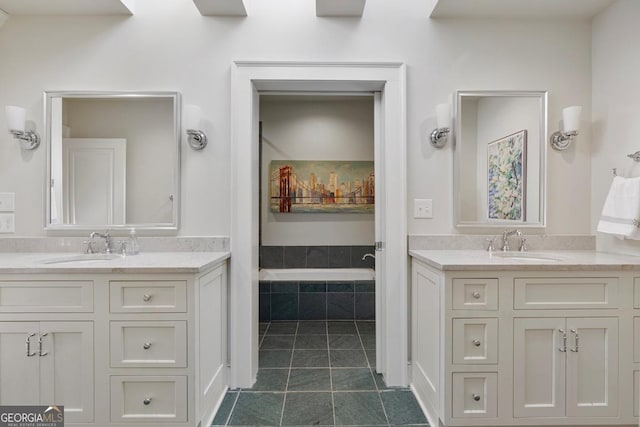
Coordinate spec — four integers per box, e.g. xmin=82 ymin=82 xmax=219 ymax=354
xmin=452 ymin=278 xmax=498 ymax=310
xmin=513 ymin=317 xmax=566 ymax=418
xmin=0 ymin=281 xmax=93 ymax=312
xmin=110 ymin=376 xmax=187 ymax=422
xmin=514 ymin=277 xmax=618 ymax=309
xmin=0 ymin=322 xmax=40 ymax=405
xmin=452 ymin=318 xmax=498 ymax=364
xmin=110 ymin=321 xmax=187 ymax=368
xmin=565 ymin=317 xmax=618 ymax=417
xmin=452 ymin=372 xmax=498 ymax=418
xmin=109 ymin=281 xmax=187 ymax=313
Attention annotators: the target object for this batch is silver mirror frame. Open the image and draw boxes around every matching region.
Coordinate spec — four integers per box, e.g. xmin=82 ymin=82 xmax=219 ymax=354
xmin=43 ymin=91 xmax=181 ymax=233
xmin=453 ymin=90 xmax=548 ymax=229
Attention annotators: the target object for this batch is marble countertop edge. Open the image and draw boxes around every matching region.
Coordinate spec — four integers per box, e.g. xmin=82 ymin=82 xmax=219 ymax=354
xmin=409 ymin=249 xmax=640 ymax=271
xmin=0 ymin=251 xmax=230 ymax=274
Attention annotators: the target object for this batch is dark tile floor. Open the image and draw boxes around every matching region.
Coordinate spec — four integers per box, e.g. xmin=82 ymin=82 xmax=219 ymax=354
xmin=212 ymin=321 xmax=429 ymax=426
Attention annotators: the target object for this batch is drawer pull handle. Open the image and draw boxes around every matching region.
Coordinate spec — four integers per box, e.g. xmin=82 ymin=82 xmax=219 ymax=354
xmin=570 ymin=329 xmax=579 ymax=352
xmin=25 ymin=332 xmax=37 ymax=357
xmin=472 ymin=339 xmax=481 ymax=347
xmin=143 ymin=294 xmax=152 ymax=302
xmin=143 ymin=342 xmax=152 ymax=350
xmin=472 ymin=291 xmax=481 ymax=299
xmin=559 ymin=328 xmax=567 ymax=352
xmin=38 ymin=332 xmax=48 ymax=357
xmin=472 ymin=393 xmax=481 ymax=402
xmin=143 ymin=398 xmax=152 ymax=406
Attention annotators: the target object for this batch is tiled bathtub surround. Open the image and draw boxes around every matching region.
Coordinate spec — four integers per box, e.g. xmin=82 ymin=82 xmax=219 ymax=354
xmin=260 ymin=246 xmax=376 ymax=269
xmin=0 ymin=236 xmax=229 ymax=252
xmin=260 ymin=280 xmax=375 ymax=322
xmin=408 ymin=234 xmax=595 ymax=251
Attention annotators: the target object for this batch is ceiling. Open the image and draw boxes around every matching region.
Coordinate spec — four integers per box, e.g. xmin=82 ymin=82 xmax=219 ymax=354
xmin=430 ymin=0 xmax=616 ymax=19
xmin=0 ymin=0 xmax=133 ymax=15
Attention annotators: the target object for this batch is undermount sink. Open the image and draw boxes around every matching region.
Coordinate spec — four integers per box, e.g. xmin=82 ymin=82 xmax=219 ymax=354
xmin=38 ymin=254 xmax=121 ymax=264
xmin=491 ymin=252 xmax=563 ymax=262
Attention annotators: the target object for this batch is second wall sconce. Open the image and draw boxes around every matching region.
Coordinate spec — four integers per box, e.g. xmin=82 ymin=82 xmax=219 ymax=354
xmin=550 ymin=105 xmax=582 ymax=151
xmin=430 ymin=103 xmax=451 ymax=148
xmin=5 ymin=105 xmax=40 ymax=150
xmin=184 ymin=104 xmax=208 ymax=150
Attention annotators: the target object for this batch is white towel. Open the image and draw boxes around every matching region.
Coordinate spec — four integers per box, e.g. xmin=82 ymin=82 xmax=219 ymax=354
xmin=597 ymin=175 xmax=640 ymax=239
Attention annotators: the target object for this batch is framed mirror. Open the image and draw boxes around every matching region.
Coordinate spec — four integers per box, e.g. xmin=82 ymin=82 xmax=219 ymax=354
xmin=44 ymin=91 xmax=181 ymax=232
xmin=454 ymin=90 xmax=547 ymax=228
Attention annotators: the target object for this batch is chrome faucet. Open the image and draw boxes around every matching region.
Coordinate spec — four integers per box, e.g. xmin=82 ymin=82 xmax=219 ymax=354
xmin=89 ymin=231 xmax=113 ymax=254
xmin=501 ymin=229 xmax=521 ymax=252
xmin=362 ymin=253 xmax=376 ymax=261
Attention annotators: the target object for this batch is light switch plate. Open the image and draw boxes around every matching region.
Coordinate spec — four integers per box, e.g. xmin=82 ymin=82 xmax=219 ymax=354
xmin=414 ymin=199 xmax=433 ymax=219
xmin=0 ymin=193 xmax=15 ymax=212
xmin=0 ymin=213 xmax=15 ymax=233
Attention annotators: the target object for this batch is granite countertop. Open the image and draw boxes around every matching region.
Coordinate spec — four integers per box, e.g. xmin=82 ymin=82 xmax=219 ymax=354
xmin=0 ymin=252 xmax=230 ymax=274
xmin=409 ymin=250 xmax=640 ymax=271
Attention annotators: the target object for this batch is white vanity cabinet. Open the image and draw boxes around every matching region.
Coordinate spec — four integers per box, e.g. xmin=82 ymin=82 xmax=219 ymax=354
xmin=410 ymin=252 xmax=639 ymax=427
xmin=0 ymin=254 xmax=229 ymax=427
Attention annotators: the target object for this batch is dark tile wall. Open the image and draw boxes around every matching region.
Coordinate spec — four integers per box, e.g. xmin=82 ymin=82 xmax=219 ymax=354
xmin=260 ymin=280 xmax=375 ymax=322
xmin=260 ymin=246 xmax=376 ymax=269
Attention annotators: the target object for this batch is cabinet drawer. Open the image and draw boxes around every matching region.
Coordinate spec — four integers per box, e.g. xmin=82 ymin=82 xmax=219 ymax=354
xmin=634 ymin=278 xmax=640 ymax=308
xmin=635 ymin=318 xmax=640 ymax=363
xmin=110 ymin=321 xmax=187 ymax=368
xmin=110 ymin=281 xmax=187 ymax=313
xmin=110 ymin=376 xmax=187 ymax=422
xmin=452 ymin=318 xmax=498 ymax=364
xmin=452 ymin=372 xmax=498 ymax=418
xmin=0 ymin=281 xmax=93 ymax=312
xmin=452 ymin=279 xmax=498 ymax=310
xmin=514 ymin=277 xmax=618 ymax=309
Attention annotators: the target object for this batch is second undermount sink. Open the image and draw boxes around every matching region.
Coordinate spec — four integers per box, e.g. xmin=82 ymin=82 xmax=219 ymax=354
xmin=491 ymin=252 xmax=564 ymax=262
xmin=38 ymin=254 xmax=121 ymax=264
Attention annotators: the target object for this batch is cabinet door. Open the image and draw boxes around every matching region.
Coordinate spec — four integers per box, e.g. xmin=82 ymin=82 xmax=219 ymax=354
xmin=0 ymin=322 xmax=40 ymax=405
xmin=566 ymin=317 xmax=618 ymax=418
xmin=513 ymin=318 xmax=566 ymax=418
xmin=39 ymin=322 xmax=94 ymax=423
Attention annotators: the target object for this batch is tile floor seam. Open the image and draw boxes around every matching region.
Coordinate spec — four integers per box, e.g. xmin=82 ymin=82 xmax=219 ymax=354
xmin=327 ymin=320 xmax=337 ymax=426
xmin=279 ymin=322 xmax=299 ymax=427
xmin=221 ymin=390 xmax=240 ymax=426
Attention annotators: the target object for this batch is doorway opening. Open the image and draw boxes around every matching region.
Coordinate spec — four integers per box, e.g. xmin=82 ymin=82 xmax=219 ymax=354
xmin=229 ymin=62 xmax=408 ymax=390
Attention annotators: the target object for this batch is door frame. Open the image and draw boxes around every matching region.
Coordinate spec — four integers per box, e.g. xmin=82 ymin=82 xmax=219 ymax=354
xmin=229 ymin=61 xmax=408 ymax=388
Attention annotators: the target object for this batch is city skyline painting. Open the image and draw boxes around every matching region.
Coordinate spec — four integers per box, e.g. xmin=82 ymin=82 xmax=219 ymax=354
xmin=269 ymin=160 xmax=375 ymax=213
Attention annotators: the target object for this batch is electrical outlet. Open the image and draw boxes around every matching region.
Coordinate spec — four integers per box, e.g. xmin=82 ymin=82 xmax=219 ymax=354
xmin=414 ymin=199 xmax=433 ymax=219
xmin=0 ymin=213 xmax=15 ymax=233
xmin=0 ymin=193 xmax=15 ymax=212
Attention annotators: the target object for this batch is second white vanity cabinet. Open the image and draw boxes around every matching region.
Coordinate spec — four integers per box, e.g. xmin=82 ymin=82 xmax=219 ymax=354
xmin=410 ymin=250 xmax=640 ymax=427
xmin=0 ymin=252 xmax=229 ymax=427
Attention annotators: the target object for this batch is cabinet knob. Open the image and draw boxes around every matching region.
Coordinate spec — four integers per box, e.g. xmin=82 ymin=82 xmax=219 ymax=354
xmin=143 ymin=342 xmax=152 ymax=350
xmin=142 ymin=294 xmax=152 ymax=302
xmin=472 ymin=291 xmax=481 ymax=299
xmin=472 ymin=339 xmax=481 ymax=347
xmin=472 ymin=393 xmax=481 ymax=402
xmin=143 ymin=398 xmax=152 ymax=406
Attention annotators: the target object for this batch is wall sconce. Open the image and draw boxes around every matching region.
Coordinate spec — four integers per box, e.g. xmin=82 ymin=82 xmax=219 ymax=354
xmin=5 ymin=105 xmax=40 ymax=150
xmin=184 ymin=105 xmax=207 ymax=150
xmin=430 ymin=103 xmax=451 ymax=148
xmin=550 ymin=105 xmax=582 ymax=151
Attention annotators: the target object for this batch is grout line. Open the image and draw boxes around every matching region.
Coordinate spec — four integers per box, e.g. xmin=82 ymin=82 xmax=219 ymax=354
xmin=327 ymin=320 xmax=337 ymax=426
xmin=279 ymin=322 xmax=298 ymax=427
xmin=222 ymin=390 xmax=241 ymax=426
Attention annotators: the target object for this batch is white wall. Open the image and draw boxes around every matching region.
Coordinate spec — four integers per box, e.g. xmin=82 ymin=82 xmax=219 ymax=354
xmin=260 ymin=96 xmax=374 ymax=245
xmin=0 ymin=0 xmax=593 ymax=237
xmin=592 ymin=0 xmax=640 ymax=255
